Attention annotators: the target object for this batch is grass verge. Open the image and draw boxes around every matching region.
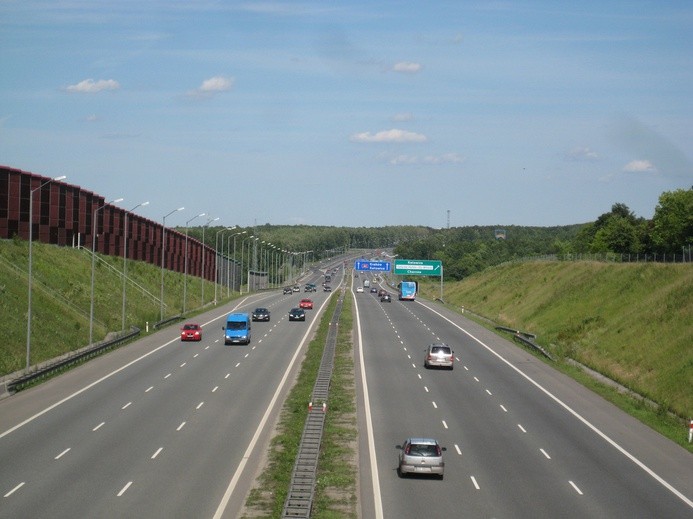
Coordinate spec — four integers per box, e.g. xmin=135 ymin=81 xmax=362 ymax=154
xmin=241 ymin=290 xmax=358 ymax=518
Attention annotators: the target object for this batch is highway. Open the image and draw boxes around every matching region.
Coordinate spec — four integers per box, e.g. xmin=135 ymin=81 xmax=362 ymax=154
xmin=0 ymin=268 xmax=339 ymax=518
xmin=3 ymin=263 xmax=692 ymax=518
xmin=354 ymin=273 xmax=693 ymax=518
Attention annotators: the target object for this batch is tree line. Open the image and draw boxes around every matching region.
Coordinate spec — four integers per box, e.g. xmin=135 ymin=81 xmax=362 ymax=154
xmin=185 ymin=188 xmax=691 ymax=281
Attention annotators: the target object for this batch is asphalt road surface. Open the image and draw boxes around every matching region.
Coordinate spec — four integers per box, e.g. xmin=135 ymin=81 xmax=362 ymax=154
xmin=0 ymin=268 xmax=337 ymax=518
xmin=353 ymin=275 xmax=693 ymax=518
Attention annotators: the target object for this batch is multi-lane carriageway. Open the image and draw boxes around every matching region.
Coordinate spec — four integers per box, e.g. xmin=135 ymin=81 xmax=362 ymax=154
xmin=1 ymin=268 xmax=692 ymax=518
xmin=352 ymin=273 xmax=693 ymax=518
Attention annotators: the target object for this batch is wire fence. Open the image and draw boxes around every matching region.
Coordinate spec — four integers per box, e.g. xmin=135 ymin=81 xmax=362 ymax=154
xmin=512 ymin=250 xmax=693 ymax=264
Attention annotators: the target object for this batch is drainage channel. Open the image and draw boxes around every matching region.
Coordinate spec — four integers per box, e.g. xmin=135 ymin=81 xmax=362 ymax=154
xmin=281 ymin=292 xmax=344 ymax=518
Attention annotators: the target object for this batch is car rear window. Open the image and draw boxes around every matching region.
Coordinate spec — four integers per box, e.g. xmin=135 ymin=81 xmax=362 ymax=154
xmin=431 ymin=346 xmax=450 ymax=354
xmin=408 ymin=444 xmax=439 ymax=457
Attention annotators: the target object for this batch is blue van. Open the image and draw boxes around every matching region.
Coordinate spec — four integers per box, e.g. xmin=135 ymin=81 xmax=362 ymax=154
xmin=223 ymin=313 xmax=251 ymax=345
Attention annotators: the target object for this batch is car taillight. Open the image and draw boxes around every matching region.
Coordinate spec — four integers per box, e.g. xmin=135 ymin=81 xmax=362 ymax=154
xmin=404 ymin=445 xmax=411 ymax=455
xmin=436 ymin=445 xmax=442 ymax=456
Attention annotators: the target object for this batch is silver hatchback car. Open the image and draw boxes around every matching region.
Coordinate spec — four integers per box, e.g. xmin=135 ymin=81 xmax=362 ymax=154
xmin=424 ymin=342 xmax=454 ymax=370
xmin=397 ymin=437 xmax=446 ymax=478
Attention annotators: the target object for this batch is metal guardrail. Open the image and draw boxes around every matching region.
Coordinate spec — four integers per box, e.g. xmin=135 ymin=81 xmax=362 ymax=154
xmin=495 ymin=326 xmax=554 ymax=361
xmin=6 ymin=326 xmax=141 ymax=393
xmin=282 ymin=292 xmax=344 ymax=518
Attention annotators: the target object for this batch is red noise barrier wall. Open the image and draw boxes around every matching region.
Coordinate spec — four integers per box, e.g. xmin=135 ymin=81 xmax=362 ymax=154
xmin=0 ymin=166 xmax=216 ymax=281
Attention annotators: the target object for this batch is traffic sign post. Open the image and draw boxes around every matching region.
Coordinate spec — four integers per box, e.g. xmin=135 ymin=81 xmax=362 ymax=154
xmin=354 ymin=260 xmax=391 ymax=272
xmin=393 ymin=259 xmax=444 ymax=301
xmin=394 ymin=259 xmax=442 ymax=276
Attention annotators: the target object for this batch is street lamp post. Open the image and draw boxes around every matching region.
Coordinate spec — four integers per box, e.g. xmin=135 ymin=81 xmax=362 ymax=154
xmin=183 ymin=212 xmax=205 ymax=314
xmin=249 ymin=237 xmax=258 ymax=292
xmin=90 ymin=197 xmax=124 ymax=345
xmin=214 ymin=226 xmax=235 ymax=303
xmin=26 ymin=175 xmax=66 ymax=372
xmin=239 ymin=234 xmax=253 ymax=294
xmin=200 ymin=216 xmax=219 ymax=307
xmin=160 ymin=207 xmax=184 ymax=321
xmin=231 ymin=231 xmax=245 ymax=295
xmin=122 ymin=201 xmax=149 ymax=331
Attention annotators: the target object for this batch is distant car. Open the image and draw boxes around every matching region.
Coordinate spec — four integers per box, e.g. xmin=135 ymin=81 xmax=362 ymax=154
xmin=356 ymin=286 xmax=364 ymax=293
xmin=292 ymin=285 xmax=301 ymax=292
xmin=424 ymin=343 xmax=454 ymax=370
xmin=304 ymin=283 xmax=317 ymax=292
xmin=289 ymin=308 xmax=306 ymax=321
xmin=397 ymin=438 xmax=446 ymax=479
xmin=377 ymin=289 xmax=387 ymax=297
xmin=380 ymin=294 xmax=391 ymax=302
xmin=180 ymin=323 xmax=202 ymax=341
xmin=370 ymin=287 xmax=378 ymax=293
xmin=299 ymin=298 xmax=314 ymax=309
xmin=323 ymin=285 xmax=332 ymax=292
xmin=283 ymin=287 xmax=293 ymax=295
xmin=251 ymin=307 xmax=270 ymax=322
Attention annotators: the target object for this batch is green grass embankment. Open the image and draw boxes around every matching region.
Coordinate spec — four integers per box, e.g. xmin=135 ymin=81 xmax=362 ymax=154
xmin=0 ymin=238 xmax=222 ymax=377
xmin=418 ymin=261 xmax=692 ymax=422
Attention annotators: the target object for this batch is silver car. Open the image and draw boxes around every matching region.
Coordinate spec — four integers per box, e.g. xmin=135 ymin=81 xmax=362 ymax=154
xmin=424 ymin=343 xmax=454 ymax=370
xmin=397 ymin=438 xmax=446 ymax=478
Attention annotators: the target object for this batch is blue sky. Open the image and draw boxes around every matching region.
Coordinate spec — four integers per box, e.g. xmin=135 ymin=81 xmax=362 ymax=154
xmin=1 ymin=1 xmax=691 ymax=228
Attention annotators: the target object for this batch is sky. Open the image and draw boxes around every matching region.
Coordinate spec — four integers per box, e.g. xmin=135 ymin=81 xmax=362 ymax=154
xmin=1 ymin=1 xmax=692 ymax=229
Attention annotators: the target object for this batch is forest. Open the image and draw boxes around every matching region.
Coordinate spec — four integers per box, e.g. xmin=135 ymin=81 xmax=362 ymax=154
xmin=187 ymin=187 xmax=691 ymax=281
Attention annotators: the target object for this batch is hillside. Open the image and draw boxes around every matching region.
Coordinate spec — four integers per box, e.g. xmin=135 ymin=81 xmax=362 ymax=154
xmin=0 ymin=238 xmax=219 ymax=377
xmin=418 ymin=260 xmax=693 ymax=419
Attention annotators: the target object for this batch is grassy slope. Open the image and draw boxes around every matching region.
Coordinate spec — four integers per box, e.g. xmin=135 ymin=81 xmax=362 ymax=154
xmin=418 ymin=261 xmax=692 ymax=419
xmin=0 ymin=239 xmax=218 ymax=377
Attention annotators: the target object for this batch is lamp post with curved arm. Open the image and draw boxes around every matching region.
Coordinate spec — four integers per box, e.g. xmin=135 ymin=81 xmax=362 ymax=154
xmin=231 ymin=230 xmax=246 ymax=295
xmin=26 ymin=175 xmax=66 ymax=372
xmin=90 ymin=197 xmax=124 ymax=345
xmin=214 ymin=226 xmax=235 ymax=303
xmin=160 ymin=207 xmax=184 ymax=321
xmin=122 ymin=201 xmax=149 ymax=331
xmin=183 ymin=212 xmax=205 ymax=314
xmin=200 ymin=216 xmax=219 ymax=306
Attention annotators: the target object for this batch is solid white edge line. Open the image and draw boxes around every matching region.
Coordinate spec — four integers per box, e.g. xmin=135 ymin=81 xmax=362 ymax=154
xmin=569 ymin=480 xmax=583 ymax=495
xmin=212 ymin=291 xmax=338 ymax=519
xmin=0 ymin=299 xmax=251 ymax=441
xmin=353 ymin=286 xmax=384 ymax=519
xmin=417 ymin=300 xmax=693 ymax=509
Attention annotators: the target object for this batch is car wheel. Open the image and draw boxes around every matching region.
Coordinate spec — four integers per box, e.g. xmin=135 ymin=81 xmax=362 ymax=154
xmin=397 ymin=466 xmax=406 ymax=478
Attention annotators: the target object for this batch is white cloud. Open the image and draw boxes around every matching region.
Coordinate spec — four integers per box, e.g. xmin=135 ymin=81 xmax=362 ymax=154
xmin=623 ymin=159 xmax=657 ymax=173
xmin=200 ymin=76 xmax=234 ymax=92
xmin=188 ymin=76 xmax=234 ymax=98
xmin=350 ymin=128 xmax=427 ymax=143
xmin=392 ymin=61 xmax=421 ymax=73
xmin=66 ymin=79 xmax=120 ymax=93
xmin=566 ymin=146 xmax=598 ymax=161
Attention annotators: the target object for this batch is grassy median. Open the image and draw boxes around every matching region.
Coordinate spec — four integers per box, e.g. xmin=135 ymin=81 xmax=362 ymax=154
xmin=241 ymin=290 xmax=358 ymax=518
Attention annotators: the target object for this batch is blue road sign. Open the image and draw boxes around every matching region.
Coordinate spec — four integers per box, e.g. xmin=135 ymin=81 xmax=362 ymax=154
xmin=354 ymin=260 xmax=391 ymax=271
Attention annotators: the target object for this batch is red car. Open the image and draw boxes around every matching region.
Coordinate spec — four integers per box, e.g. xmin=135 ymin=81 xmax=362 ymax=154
xmin=181 ymin=323 xmax=202 ymax=341
xmin=299 ymin=298 xmax=314 ymax=310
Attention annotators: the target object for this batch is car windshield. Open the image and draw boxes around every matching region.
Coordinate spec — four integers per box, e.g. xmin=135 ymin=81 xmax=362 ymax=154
xmin=183 ymin=324 xmax=196 ymax=330
xmin=227 ymin=321 xmax=246 ymax=330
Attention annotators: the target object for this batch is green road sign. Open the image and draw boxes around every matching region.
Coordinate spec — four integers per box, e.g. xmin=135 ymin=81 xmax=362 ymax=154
xmin=394 ymin=259 xmax=442 ymax=276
